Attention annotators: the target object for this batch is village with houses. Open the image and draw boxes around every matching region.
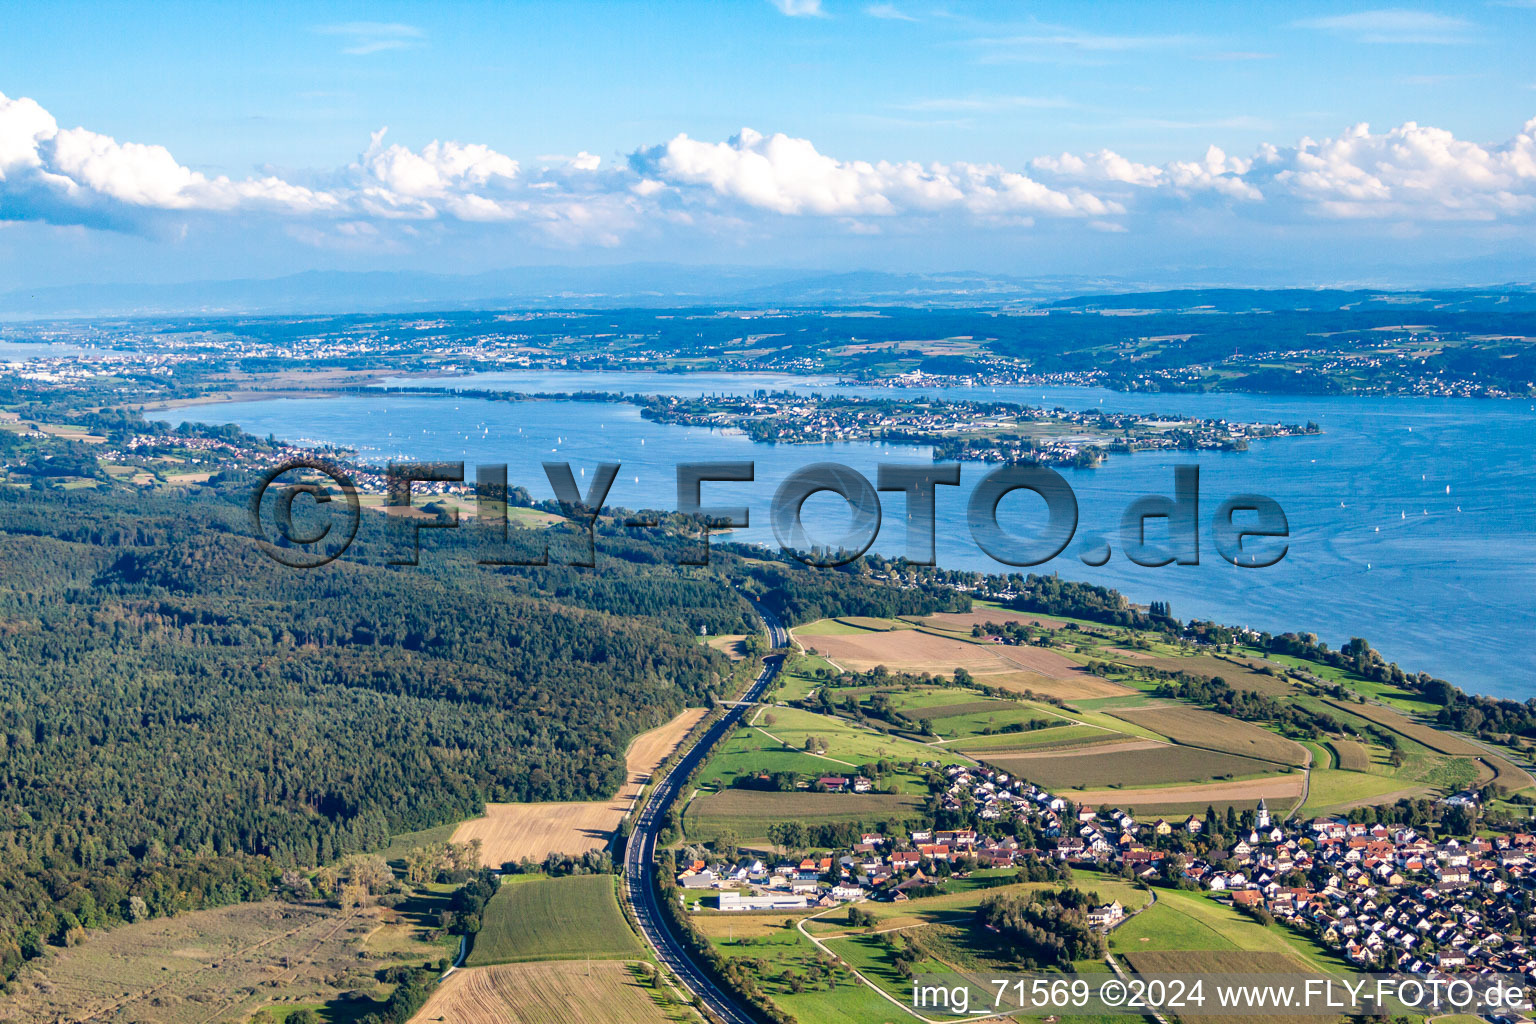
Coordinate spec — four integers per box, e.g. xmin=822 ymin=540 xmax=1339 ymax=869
xmin=678 ymin=759 xmax=1536 ymax=986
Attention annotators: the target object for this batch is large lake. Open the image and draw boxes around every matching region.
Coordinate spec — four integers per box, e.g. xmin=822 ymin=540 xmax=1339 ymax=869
xmin=163 ymin=371 xmax=1536 ymax=700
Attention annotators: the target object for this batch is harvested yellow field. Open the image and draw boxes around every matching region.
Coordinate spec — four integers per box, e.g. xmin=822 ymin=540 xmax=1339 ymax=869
xmin=1067 ymin=774 xmax=1306 ymax=809
xmin=408 ymin=961 xmax=679 ymax=1024
xmin=455 ymin=708 xmax=706 ymax=867
xmin=1108 ymin=705 xmax=1310 ymax=767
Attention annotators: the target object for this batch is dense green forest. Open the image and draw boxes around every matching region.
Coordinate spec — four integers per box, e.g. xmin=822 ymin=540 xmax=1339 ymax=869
xmin=0 ymin=482 xmax=750 ymax=984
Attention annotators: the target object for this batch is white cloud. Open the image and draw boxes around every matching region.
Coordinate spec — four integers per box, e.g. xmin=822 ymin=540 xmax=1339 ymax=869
xmin=767 ymin=0 xmax=825 ymax=16
xmin=315 ymin=22 xmax=425 ymax=55
xmin=630 ymin=127 xmax=1116 ymax=218
xmin=865 ymin=3 xmax=917 ymax=20
xmin=3 ymin=89 xmax=1536 ymax=250
xmin=1293 ymin=9 xmax=1475 ymax=44
xmin=0 ymin=91 xmax=336 ymax=229
xmin=1030 ymin=149 xmax=1164 ymax=187
xmin=1032 ymin=118 xmax=1536 ymax=218
xmin=358 ymin=129 xmax=520 ymax=198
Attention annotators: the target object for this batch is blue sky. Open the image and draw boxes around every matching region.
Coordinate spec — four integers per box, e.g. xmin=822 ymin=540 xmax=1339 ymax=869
xmin=1 ymin=0 xmax=1534 ymax=289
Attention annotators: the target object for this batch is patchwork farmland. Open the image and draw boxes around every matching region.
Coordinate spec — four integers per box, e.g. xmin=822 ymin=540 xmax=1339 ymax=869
xmin=1106 ymin=704 xmax=1310 ymax=766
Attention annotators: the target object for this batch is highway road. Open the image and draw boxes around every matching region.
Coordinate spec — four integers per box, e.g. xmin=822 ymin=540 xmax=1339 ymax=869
xmin=623 ymin=597 xmax=789 ymax=1024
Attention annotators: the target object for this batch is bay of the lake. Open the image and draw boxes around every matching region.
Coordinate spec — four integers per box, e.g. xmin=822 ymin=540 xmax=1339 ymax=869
xmin=162 ymin=371 xmax=1536 ymax=699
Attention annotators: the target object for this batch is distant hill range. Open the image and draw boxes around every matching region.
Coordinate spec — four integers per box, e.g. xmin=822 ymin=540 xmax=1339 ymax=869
xmin=2 ymin=264 xmax=1533 ymax=318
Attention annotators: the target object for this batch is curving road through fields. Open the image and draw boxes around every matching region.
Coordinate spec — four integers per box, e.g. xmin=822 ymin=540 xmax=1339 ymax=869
xmin=623 ymin=596 xmax=789 ymax=1024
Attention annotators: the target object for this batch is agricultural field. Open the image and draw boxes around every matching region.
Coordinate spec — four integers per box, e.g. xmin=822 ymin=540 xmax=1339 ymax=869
xmin=406 ymin=961 xmax=692 ymax=1024
xmin=454 ymin=708 xmax=706 ymax=866
xmin=738 ymin=706 xmax=962 ymax=766
xmin=980 ymin=741 xmax=1287 ymax=791
xmin=1061 ymin=775 xmax=1308 ymax=816
xmin=904 ymin=698 xmax=1060 ymax=739
xmin=1289 ymin=695 xmax=1490 ymax=805
xmin=1118 ymin=945 xmax=1320 ymax=1024
xmin=683 ymin=790 xmax=927 ymax=842
xmin=986 ymin=671 xmax=1140 ymax=701
xmin=1106 ymin=705 xmax=1309 ymax=766
xmin=948 ymin=724 xmax=1130 ymax=754
xmin=1300 ymin=769 xmax=1427 ymax=815
xmin=1122 ymin=950 xmax=1316 ymax=1024
xmin=699 ymin=721 xmax=893 ymax=790
xmin=467 ymin=875 xmax=642 ymax=965
xmin=0 ymin=900 xmax=413 ymax=1024
xmin=1317 ymin=698 xmax=1483 ymax=756
xmin=1068 ymin=707 xmax=1173 ymax=741
xmin=1111 ymin=886 xmax=1345 ymax=975
xmin=1125 ymin=949 xmax=1308 ymax=972
xmin=1328 ymin=739 xmax=1374 ymax=772
xmin=882 ymin=686 xmax=1012 ymax=710
xmin=837 ymin=615 xmax=920 ymax=631
xmin=790 ymin=617 xmax=1125 ymax=700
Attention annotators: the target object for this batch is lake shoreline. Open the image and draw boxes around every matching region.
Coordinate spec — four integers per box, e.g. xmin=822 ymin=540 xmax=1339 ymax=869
xmin=157 ymin=372 xmax=1536 ymax=699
